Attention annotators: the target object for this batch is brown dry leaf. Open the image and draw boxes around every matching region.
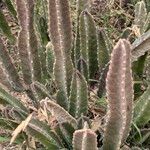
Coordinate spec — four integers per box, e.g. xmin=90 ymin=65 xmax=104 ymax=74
xmin=27 ymin=136 xmax=36 ymax=149
xmin=91 ymin=116 xmax=103 ymax=132
xmin=37 ymin=106 xmax=49 ymax=122
xmin=41 ymin=98 xmax=77 ymax=127
xmin=10 ymin=113 xmax=33 ymax=144
xmin=132 ymin=25 xmax=141 ymax=37
xmin=121 ymin=145 xmax=131 ymax=150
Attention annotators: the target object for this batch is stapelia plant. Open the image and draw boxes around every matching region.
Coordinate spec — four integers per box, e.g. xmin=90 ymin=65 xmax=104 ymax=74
xmin=0 ymin=0 xmax=150 ymax=149
xmin=103 ymin=39 xmax=133 ymax=150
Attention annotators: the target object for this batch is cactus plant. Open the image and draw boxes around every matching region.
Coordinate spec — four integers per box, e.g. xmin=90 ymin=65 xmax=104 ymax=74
xmin=134 ymin=0 xmax=150 ymax=34
xmin=3 ymin=0 xmax=17 ymax=20
xmin=74 ymin=0 xmax=90 ymax=65
xmin=0 ymin=8 xmax=15 ymax=42
xmin=73 ymin=123 xmax=98 ymax=150
xmin=16 ymin=0 xmax=32 ymax=86
xmin=103 ymin=39 xmax=133 ymax=150
xmin=68 ymin=69 xmax=88 ymax=119
xmin=134 ymin=85 xmax=150 ymax=126
xmin=134 ymin=1 xmax=147 ymax=33
xmin=0 ymin=0 xmax=150 ymax=149
xmin=0 ymin=37 xmax=23 ymax=91
xmin=131 ymin=29 xmax=150 ymax=62
xmin=0 ymin=64 xmax=12 ymax=90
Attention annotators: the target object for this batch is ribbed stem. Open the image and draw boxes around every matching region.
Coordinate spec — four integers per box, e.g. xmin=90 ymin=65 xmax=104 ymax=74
xmin=0 ymin=37 xmax=23 ymax=91
xmin=56 ymin=0 xmax=74 ymax=96
xmin=103 ymin=39 xmax=133 ymax=150
xmin=48 ymin=0 xmax=68 ymax=109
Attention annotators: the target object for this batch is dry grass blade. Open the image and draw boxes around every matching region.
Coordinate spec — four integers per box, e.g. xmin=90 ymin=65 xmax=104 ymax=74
xmin=10 ymin=114 xmax=33 ymax=144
